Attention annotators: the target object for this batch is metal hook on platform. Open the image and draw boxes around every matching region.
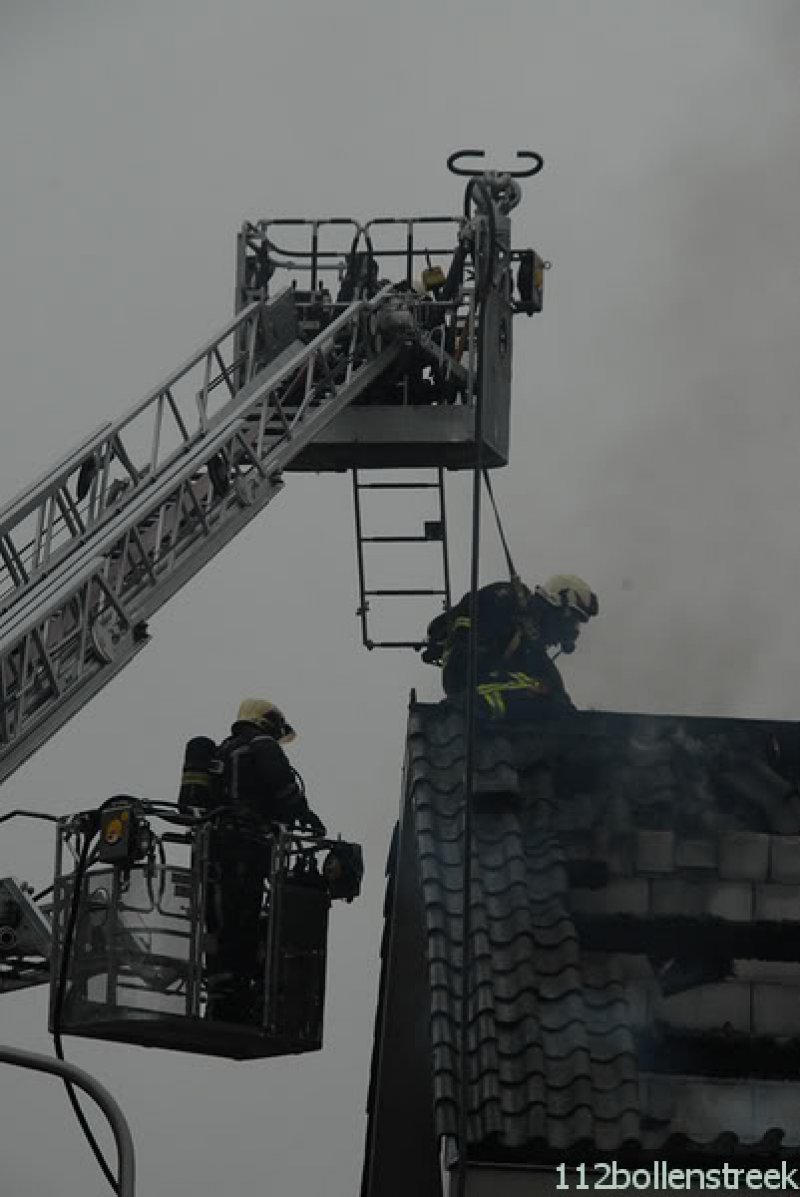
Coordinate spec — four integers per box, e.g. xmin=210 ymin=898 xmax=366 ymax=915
xmin=446 ymin=149 xmax=544 ymax=178
xmin=447 ymin=149 xmax=486 ymax=177
xmin=508 ymin=150 xmax=544 ymax=178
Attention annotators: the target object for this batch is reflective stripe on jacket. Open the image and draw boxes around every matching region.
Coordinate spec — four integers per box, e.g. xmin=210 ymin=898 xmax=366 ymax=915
xmin=476 ymin=671 xmax=553 ymax=716
xmin=217 ymin=721 xmax=304 ymax=823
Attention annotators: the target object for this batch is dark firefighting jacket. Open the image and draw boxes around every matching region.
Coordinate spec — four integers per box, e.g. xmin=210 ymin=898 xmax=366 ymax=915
xmin=217 ymin=720 xmax=312 ymax=826
xmin=426 ymin=581 xmax=574 ymax=717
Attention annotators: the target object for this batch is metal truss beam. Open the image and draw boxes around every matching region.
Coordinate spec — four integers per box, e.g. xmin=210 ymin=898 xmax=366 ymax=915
xmin=0 ymin=290 xmax=400 ymax=784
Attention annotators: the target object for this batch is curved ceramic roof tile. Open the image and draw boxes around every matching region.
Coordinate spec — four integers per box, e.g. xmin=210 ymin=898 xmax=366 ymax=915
xmin=408 ymin=703 xmax=643 ymax=1153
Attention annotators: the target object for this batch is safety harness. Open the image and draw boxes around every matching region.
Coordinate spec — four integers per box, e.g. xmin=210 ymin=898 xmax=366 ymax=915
xmin=476 ymin=671 xmax=552 ymax=717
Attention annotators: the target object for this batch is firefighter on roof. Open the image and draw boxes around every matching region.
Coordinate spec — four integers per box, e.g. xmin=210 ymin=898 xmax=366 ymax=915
xmin=422 ymin=575 xmax=598 ymax=719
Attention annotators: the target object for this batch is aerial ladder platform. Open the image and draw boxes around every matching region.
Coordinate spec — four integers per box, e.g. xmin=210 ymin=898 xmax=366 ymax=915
xmin=0 ymin=150 xmax=547 ymax=1067
xmin=0 ymin=156 xmax=548 ymax=1197
xmin=0 ymin=152 xmax=547 ymax=1049
xmin=0 ymin=152 xmax=547 ymax=787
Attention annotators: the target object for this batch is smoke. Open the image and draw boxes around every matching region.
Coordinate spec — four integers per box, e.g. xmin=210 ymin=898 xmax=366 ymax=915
xmin=513 ymin=6 xmax=800 ymax=720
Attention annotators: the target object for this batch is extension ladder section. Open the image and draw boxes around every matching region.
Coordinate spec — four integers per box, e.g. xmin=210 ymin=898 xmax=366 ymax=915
xmin=0 ymin=289 xmax=401 ymax=784
xmin=352 ymin=469 xmax=451 ymax=649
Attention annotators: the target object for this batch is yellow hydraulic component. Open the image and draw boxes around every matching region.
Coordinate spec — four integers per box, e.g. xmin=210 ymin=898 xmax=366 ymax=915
xmin=422 ymin=264 xmax=446 ymax=292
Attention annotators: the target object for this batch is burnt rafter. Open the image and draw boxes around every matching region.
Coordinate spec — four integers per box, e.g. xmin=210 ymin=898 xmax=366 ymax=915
xmin=636 ymin=1025 xmax=800 ymax=1080
xmin=574 ymin=913 xmax=800 ymax=962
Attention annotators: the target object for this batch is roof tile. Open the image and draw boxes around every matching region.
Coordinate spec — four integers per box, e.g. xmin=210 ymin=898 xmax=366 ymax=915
xmin=408 ymin=704 xmax=641 ymax=1153
xmin=406 ymin=701 xmax=800 ymax=1161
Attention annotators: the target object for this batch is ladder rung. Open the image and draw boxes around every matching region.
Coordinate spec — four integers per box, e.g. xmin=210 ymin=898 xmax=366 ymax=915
xmin=364 ymin=588 xmax=447 ymax=597
xmin=356 ymin=482 xmax=441 ymax=491
xmin=360 ymin=535 xmax=432 ymax=544
xmin=367 ymin=641 xmax=426 ymax=649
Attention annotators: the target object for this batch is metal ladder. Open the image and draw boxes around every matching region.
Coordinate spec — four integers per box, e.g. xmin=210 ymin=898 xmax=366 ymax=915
xmin=0 ymin=289 xmax=402 ymax=785
xmin=351 ymin=468 xmax=451 ymax=649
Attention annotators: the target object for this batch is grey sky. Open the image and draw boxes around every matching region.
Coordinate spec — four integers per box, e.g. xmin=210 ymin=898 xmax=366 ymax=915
xmin=1 ymin=1 xmax=799 ymax=1193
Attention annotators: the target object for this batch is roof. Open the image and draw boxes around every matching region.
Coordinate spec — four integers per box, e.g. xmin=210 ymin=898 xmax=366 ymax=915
xmin=408 ymin=702 xmax=641 ymax=1160
xmin=384 ymin=699 xmax=800 ymax=1169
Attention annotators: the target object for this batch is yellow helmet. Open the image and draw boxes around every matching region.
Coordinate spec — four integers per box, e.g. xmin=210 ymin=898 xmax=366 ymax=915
xmin=236 ymin=698 xmax=296 ymax=743
xmin=535 ymin=575 xmax=599 ymax=622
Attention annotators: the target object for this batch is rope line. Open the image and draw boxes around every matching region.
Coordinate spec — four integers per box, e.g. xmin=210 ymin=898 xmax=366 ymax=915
xmin=456 ymin=187 xmax=494 ymax=1197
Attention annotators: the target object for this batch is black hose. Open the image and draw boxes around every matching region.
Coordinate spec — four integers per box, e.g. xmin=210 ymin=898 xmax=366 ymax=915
xmin=455 ymin=173 xmax=502 ymax=1197
xmin=53 ymin=829 xmax=120 ymax=1194
xmin=0 ymin=810 xmax=60 ymax=827
xmin=143 ymin=806 xmax=221 ymax=827
xmin=456 ymin=253 xmax=490 ymax=1197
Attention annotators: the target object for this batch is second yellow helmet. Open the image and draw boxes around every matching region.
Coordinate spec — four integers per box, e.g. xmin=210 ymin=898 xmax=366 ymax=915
xmin=236 ymin=698 xmax=296 ymax=743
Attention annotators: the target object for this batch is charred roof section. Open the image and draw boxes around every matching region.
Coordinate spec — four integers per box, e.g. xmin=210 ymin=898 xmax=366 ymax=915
xmin=363 ymin=700 xmax=800 ymax=1193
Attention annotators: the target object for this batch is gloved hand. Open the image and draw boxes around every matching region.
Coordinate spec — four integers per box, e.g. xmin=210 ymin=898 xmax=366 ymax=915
xmin=302 ymin=812 xmax=327 ymax=838
xmin=420 ymin=638 xmax=443 ymax=665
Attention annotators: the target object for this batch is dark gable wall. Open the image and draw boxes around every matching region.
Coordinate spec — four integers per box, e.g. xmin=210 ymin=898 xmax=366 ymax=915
xmin=361 ymin=787 xmax=441 ymax=1197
